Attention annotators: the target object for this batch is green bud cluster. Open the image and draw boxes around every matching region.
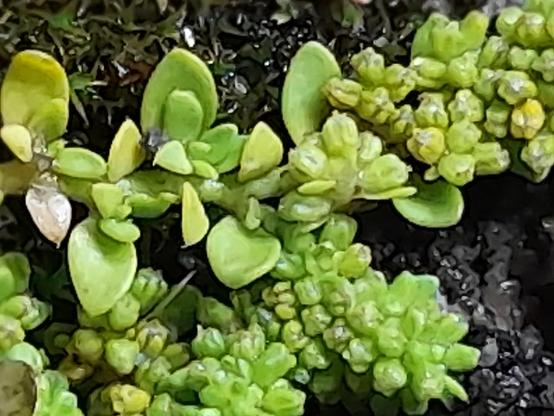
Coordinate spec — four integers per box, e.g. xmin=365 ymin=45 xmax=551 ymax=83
xmin=0 ymin=252 xmax=50 ymax=353
xmin=214 ymin=215 xmax=480 ymax=415
xmin=323 ymin=2 xmax=554 ymax=186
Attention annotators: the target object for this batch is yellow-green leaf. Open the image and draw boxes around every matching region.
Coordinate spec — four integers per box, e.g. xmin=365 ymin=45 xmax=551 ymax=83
xmin=164 ymin=90 xmax=204 ymax=143
xmin=91 ymin=183 xmax=131 ymax=220
xmin=238 ymin=122 xmax=283 ymax=182
xmin=52 ymin=148 xmax=107 ymax=180
xmin=0 ymin=125 xmax=33 ymax=163
xmin=207 ymin=216 xmax=281 ymax=289
xmin=282 ymin=42 xmax=341 ymax=144
xmin=107 ymin=119 xmax=146 ymax=183
xmin=98 ymin=218 xmax=141 ymax=243
xmin=68 ymin=217 xmax=137 ymax=317
xmin=141 ymin=48 xmax=218 ymax=133
xmin=153 ymin=141 xmax=193 ymax=175
xmin=181 ymin=182 xmax=209 ymax=246
xmin=27 ymin=98 xmax=69 ymax=142
xmin=0 ymin=50 xmax=69 ymax=138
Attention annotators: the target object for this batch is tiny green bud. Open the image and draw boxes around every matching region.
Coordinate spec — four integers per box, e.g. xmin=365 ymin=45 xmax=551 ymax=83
xmin=300 ymin=338 xmax=332 ymax=370
xmin=109 ymin=384 xmax=151 ymax=414
xmin=478 ymin=36 xmax=509 ymax=68
xmin=322 ymin=113 xmax=360 ymax=156
xmin=376 ymin=318 xmax=407 ymax=357
xmin=473 ymin=142 xmax=511 ymax=175
xmin=252 ymin=342 xmax=297 ymax=388
xmin=289 ymin=144 xmax=328 ymax=180
xmin=533 ymin=49 xmax=554 ymax=82
xmin=294 ymin=278 xmax=323 ymax=306
xmin=228 ymin=324 xmax=265 ymax=361
xmin=445 ymin=120 xmax=481 ymax=153
xmin=357 ymin=132 xmax=383 ymax=163
xmin=301 ymin=304 xmax=333 ymax=336
xmin=323 ymin=318 xmax=354 ymax=353
xmin=136 ymin=320 xmax=169 ymax=358
xmin=511 ymin=98 xmax=546 ymax=140
xmin=356 ymin=87 xmax=396 ymax=125
xmin=508 ymin=46 xmax=539 ymax=71
xmin=346 ymin=300 xmax=381 ymax=334
xmin=414 ymin=93 xmax=449 ymax=129
xmin=410 ymin=57 xmax=447 ymax=89
xmin=438 ymin=153 xmax=476 ymax=186
xmin=447 ymin=89 xmax=484 ymax=123
xmin=484 ymin=100 xmax=511 ymax=138
xmin=446 ymin=51 xmax=479 ymax=88
xmin=372 ymin=358 xmax=407 ymax=397
xmin=407 ymin=127 xmax=446 ymax=165
xmin=351 ymin=47 xmax=386 ymax=86
xmin=282 ymin=320 xmax=310 ymax=352
xmin=339 ymin=243 xmax=372 ymax=278
xmin=342 ymin=337 xmax=377 ymax=373
xmin=521 ymin=132 xmax=554 ymax=179
xmin=191 ymin=327 xmax=226 ymax=358
xmin=108 ymin=293 xmax=141 ymax=331
xmin=319 ymin=214 xmax=358 ymax=250
xmin=105 ymin=339 xmax=140 ymax=375
xmin=497 ymin=71 xmax=538 ymax=105
xmin=474 ymin=69 xmax=502 ymax=102
xmin=71 ymin=329 xmax=104 ymax=363
xmin=384 ymin=64 xmax=416 ymax=102
xmin=359 ymin=154 xmax=411 ymax=194
xmin=324 ymin=78 xmax=362 ymax=109
xmin=444 ymin=343 xmax=481 ymax=371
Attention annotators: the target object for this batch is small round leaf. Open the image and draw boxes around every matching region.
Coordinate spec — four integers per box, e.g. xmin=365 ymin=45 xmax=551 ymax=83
xmin=392 ymin=179 xmax=464 ymax=228
xmin=68 ymin=217 xmax=137 ymax=316
xmin=282 ymin=42 xmax=341 ymax=144
xmin=52 ymin=148 xmax=107 ymax=180
xmin=153 ymin=141 xmax=193 ymax=175
xmin=207 ymin=216 xmax=281 ymax=289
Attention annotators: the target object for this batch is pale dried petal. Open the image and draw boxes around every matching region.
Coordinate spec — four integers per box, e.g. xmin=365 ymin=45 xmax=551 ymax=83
xmin=25 ymin=184 xmax=72 ymax=247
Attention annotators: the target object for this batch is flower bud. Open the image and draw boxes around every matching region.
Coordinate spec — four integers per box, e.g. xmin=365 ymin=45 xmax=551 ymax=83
xmin=131 ymin=268 xmax=168 ymax=314
xmin=322 ymin=278 xmax=355 ymax=316
xmin=319 ymin=214 xmax=358 ymax=250
xmin=376 ymin=318 xmax=407 ymax=358
xmin=108 ymin=293 xmax=141 ymax=332
xmin=282 ymin=320 xmax=309 ymax=352
xmin=294 ymin=278 xmax=323 ymax=306
xmin=324 ymin=78 xmax=362 ymax=109
xmin=351 ymin=47 xmax=385 ymax=85
xmin=228 ymin=323 xmax=265 ymax=361
xmin=515 ymin=12 xmax=550 ymax=48
xmin=511 ymin=98 xmax=546 ymax=139
xmin=407 ymin=128 xmax=446 ymax=165
xmin=372 ymin=358 xmax=407 ymax=397
xmin=359 ymin=154 xmax=411 ymax=193
xmin=191 ymin=327 xmax=226 ymax=358
xmin=410 ymin=57 xmax=447 ymax=89
xmin=71 ymin=329 xmax=104 ymax=363
xmin=356 ymin=87 xmax=396 ymax=125
xmin=346 ymin=300 xmax=381 ymax=334
xmin=444 ymin=343 xmax=481 ymax=371
xmin=323 ymin=318 xmax=353 ymax=352
xmin=252 ymin=342 xmax=297 ymax=388
xmin=496 ymin=7 xmax=524 ymax=39
xmin=301 ymin=305 xmax=333 ymax=336
xmin=532 ymin=48 xmax=554 ymax=82
xmin=322 ymin=113 xmax=360 ymax=156
xmin=410 ymin=362 xmax=446 ymax=400
xmin=262 ymin=380 xmax=306 ymax=416
xmin=357 ymin=132 xmax=383 ymax=163
xmin=342 ymin=337 xmax=376 ymax=373
xmin=0 ymin=315 xmax=24 ymax=353
xmin=498 ymin=71 xmax=538 ymax=105
xmin=136 ymin=319 xmax=169 ymax=358
xmin=446 ymin=51 xmax=479 ymax=88
xmin=521 ymin=132 xmax=554 ymax=179
xmin=339 ymin=243 xmax=372 ymax=278
xmin=384 ymin=64 xmax=416 ymax=102
xmin=414 ymin=93 xmax=449 ymax=129
xmin=508 ymin=46 xmax=539 ymax=71
xmin=109 ymin=384 xmax=151 ymax=414
xmin=478 ymin=36 xmax=509 ymax=68
xmin=447 ymin=89 xmax=484 ymax=123
xmin=388 ymin=105 xmax=416 ymax=141
xmin=300 ymin=338 xmax=332 ymax=370
xmin=445 ymin=120 xmax=481 ymax=153
xmin=474 ymin=69 xmax=502 ymax=102
xmin=473 ymin=142 xmax=511 ymax=175
xmin=484 ymin=100 xmax=511 ymax=138
xmin=105 ymin=339 xmax=140 ymax=375
xmin=278 ymin=191 xmax=332 ymax=223
xmin=288 ymin=144 xmax=328 ymax=180
xmin=438 ymin=153 xmax=476 ymax=186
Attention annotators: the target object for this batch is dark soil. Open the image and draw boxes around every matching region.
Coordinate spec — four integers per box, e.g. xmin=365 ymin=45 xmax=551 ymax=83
xmin=2 ymin=1 xmax=553 ymax=415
